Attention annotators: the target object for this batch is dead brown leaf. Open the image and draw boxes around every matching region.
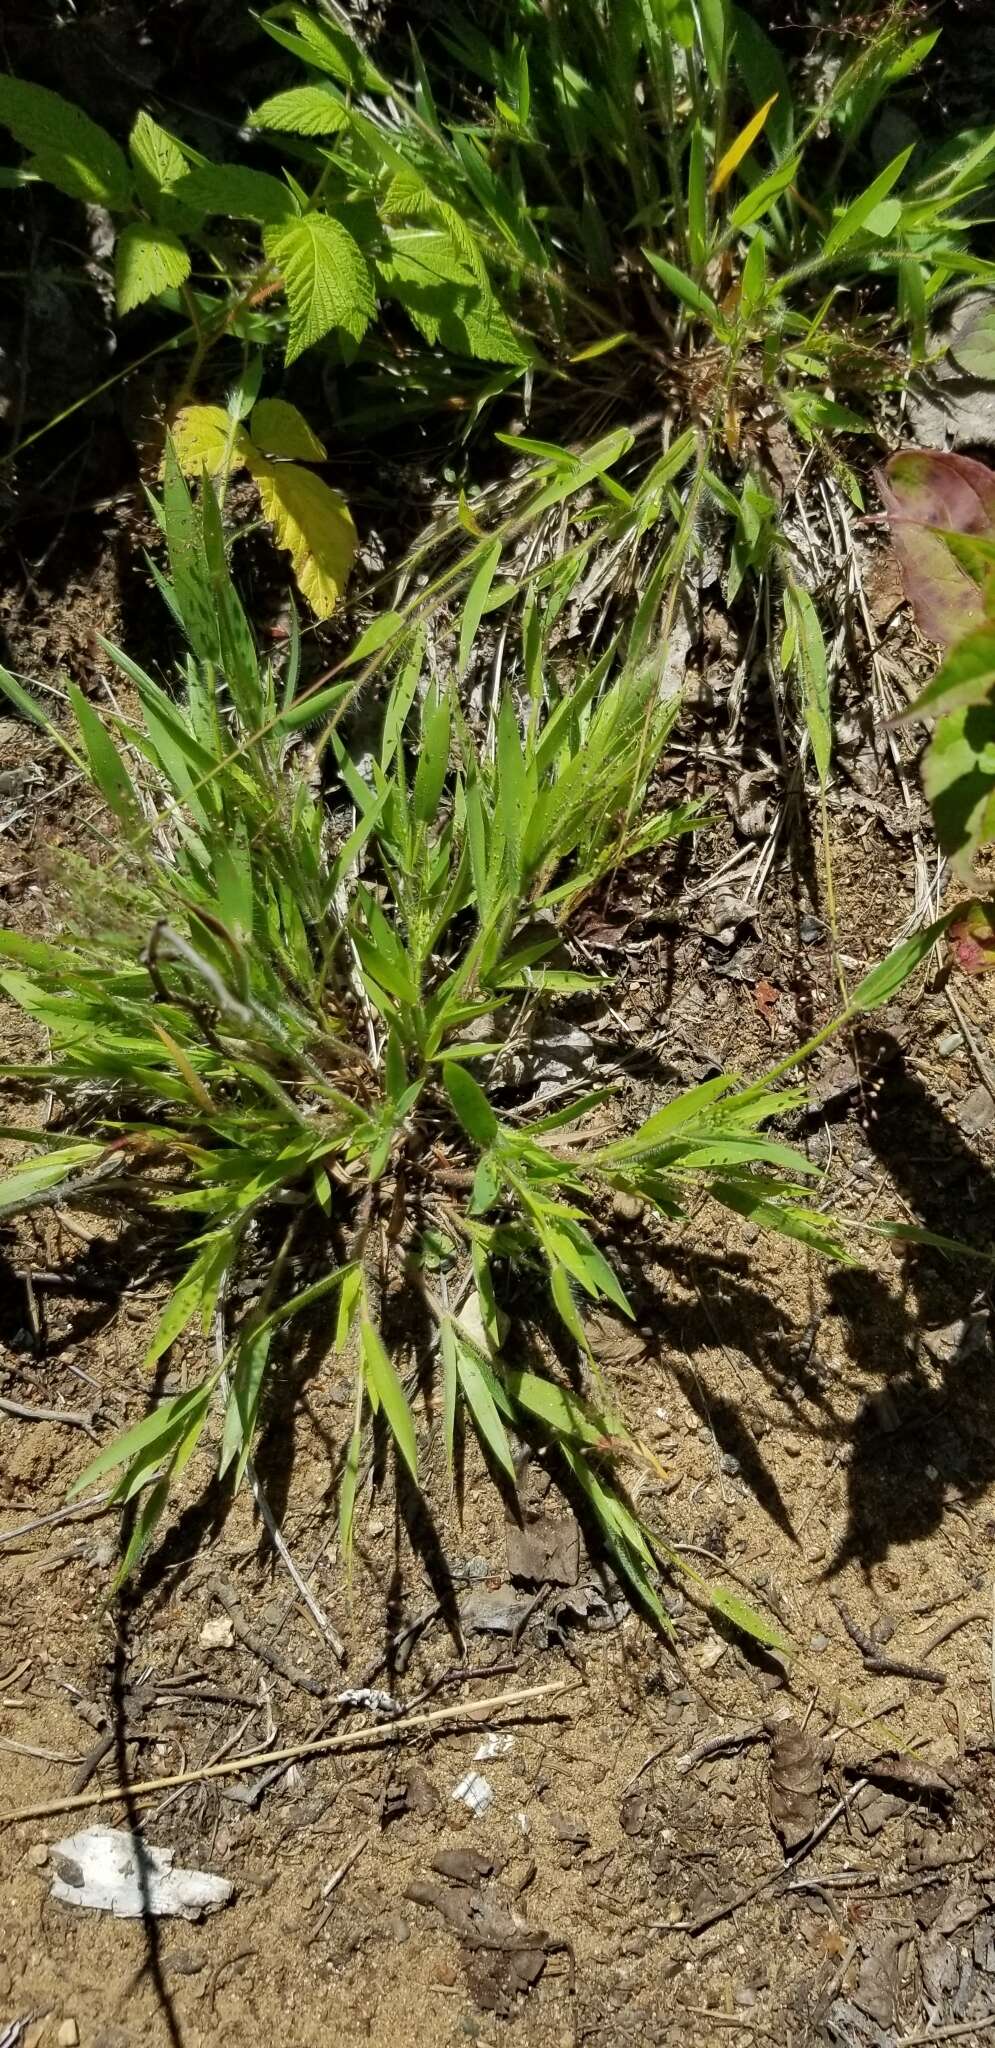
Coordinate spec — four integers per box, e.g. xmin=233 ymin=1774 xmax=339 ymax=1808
xmin=767 ymin=1717 xmax=826 ymax=1850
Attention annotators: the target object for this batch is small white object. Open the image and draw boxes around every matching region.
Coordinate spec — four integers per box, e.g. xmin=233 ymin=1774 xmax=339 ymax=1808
xmin=50 ymin=1827 xmax=233 ymax=1920
xmin=473 ymin=1732 xmax=515 ymax=1762
xmin=199 ymin=1615 xmax=235 ymax=1651
xmin=335 ymin=1686 xmax=402 ymax=1717
xmin=516 ymin=1812 xmax=530 ymax=1836
xmin=451 ymin=1771 xmax=494 ymax=1817
xmin=57 ymin=2022 xmax=79 ymax=2048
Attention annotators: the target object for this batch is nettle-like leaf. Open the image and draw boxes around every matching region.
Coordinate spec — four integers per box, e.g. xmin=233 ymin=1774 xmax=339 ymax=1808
xmin=264 ymin=213 xmax=375 ymax=363
xmin=249 ymin=84 xmax=348 ymax=136
xmin=378 ymin=227 xmax=530 ymax=367
xmin=260 ymin=4 xmax=389 ymax=93
xmin=250 ymin=397 xmax=326 ymax=461
xmin=170 ymin=402 xmax=355 ymax=619
xmin=171 ymin=405 xmax=249 ymax=478
xmin=115 ymin=223 xmax=191 ymax=314
xmin=0 ymin=76 xmax=131 ymax=208
xmin=876 ymin=449 xmax=995 ymax=645
xmin=128 ymin=111 xmax=193 ymax=223
xmin=253 ymin=460 xmax=356 ymax=619
xmin=175 ymin=162 xmax=295 ymax=225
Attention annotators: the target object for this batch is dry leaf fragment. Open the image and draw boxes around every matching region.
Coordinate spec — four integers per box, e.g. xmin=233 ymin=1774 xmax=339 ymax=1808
xmin=766 ymin=1717 xmax=826 ymax=1849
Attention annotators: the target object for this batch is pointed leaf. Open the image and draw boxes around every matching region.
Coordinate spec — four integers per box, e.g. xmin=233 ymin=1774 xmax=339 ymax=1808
xmin=0 ymin=76 xmax=130 ymax=206
xmin=115 ymin=224 xmax=190 ymax=314
xmin=876 ymin=450 xmax=995 ymax=645
xmin=249 ymin=398 xmax=326 ymax=461
xmin=360 ymin=1318 xmax=418 ymax=1477
xmin=250 ymin=84 xmax=348 ymax=135
xmin=711 ymin=93 xmax=778 ymax=194
xmin=252 ymin=459 xmax=356 ymax=619
xmin=263 ymin=212 xmax=374 ymax=361
xmin=176 ymin=162 xmax=293 ymax=224
xmin=444 ymin=1061 xmax=498 ymax=1147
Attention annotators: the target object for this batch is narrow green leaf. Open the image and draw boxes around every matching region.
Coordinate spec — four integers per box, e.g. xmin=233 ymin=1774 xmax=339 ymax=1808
xmin=68 ymin=684 xmax=139 ymax=829
xmin=456 ymin=1336 xmax=516 ymax=1482
xmin=642 ymin=249 xmax=729 ymax=336
xmin=785 ymin=586 xmax=831 ymax=788
xmin=444 ymin=1061 xmax=499 ymax=1147
xmin=69 ymin=1382 xmax=213 ymax=1495
xmin=360 ymin=1318 xmax=418 ymax=1477
xmin=459 ymin=539 xmax=501 ymax=680
xmin=413 ymin=687 xmax=452 ymax=823
xmin=709 ymin=1583 xmax=788 ymax=1652
xmin=823 ymin=147 xmax=913 ymax=260
xmin=848 ymin=910 xmax=956 ymax=1014
xmin=440 ymin=1317 xmax=459 ymax=1477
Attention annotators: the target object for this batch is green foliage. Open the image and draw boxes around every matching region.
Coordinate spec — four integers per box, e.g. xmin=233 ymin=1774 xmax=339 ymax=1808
xmin=0 ymin=457 xmax=927 ymax=1630
xmin=878 ymin=451 xmax=995 ymax=875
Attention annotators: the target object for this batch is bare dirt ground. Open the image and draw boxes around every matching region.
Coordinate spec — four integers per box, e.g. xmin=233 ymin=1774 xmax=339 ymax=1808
xmin=2 ymin=499 xmax=995 ymax=2048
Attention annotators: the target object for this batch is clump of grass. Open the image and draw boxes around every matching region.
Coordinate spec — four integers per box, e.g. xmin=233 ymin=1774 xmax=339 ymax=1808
xmin=0 ymin=449 xmax=950 ymax=1631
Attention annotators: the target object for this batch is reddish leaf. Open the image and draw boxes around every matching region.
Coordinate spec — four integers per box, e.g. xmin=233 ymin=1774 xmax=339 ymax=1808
xmin=875 ymin=450 xmax=995 ymax=644
xmin=950 ymin=900 xmax=995 ymax=974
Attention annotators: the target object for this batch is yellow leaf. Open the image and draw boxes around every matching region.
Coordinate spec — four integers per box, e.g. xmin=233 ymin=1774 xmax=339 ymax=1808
xmin=249 ymin=396 xmax=326 ymax=462
xmin=711 ymin=94 xmax=778 ymax=196
xmin=169 ymin=404 xmax=249 ymax=478
xmin=252 ymin=459 xmax=356 ymax=619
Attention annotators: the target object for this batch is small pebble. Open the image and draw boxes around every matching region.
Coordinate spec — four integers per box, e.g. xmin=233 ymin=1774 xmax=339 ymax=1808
xmin=719 ymin=1453 xmax=740 ymax=1478
xmin=809 ymin=1633 xmax=830 ymax=1655
xmin=57 ymin=2023 xmax=79 ymax=2048
xmin=938 ymin=1029 xmax=964 ymax=1057
xmin=27 ymin=1843 xmax=49 ymax=1868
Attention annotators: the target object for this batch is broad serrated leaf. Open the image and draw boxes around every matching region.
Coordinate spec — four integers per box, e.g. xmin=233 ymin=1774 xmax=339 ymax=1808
xmin=170 ymin=403 xmax=247 ymax=479
xmin=260 ymin=6 xmax=389 ymax=92
xmin=250 ymin=84 xmax=348 ymax=135
xmin=249 ymin=397 xmax=326 ymax=461
xmin=924 ymin=702 xmax=995 ymax=874
xmin=360 ymin=1318 xmax=418 ymax=1477
xmin=264 ymin=213 xmax=375 ymax=361
xmin=950 ymin=303 xmax=995 ymax=380
xmin=128 ymin=111 xmax=190 ymax=218
xmin=253 ymin=459 xmax=356 ymax=619
xmin=0 ymin=76 xmax=131 ymax=207
xmin=116 ymin=223 xmax=191 ymax=312
xmin=175 ymin=162 xmax=294 ymax=224
xmin=378 ymin=227 xmax=529 ymax=367
xmin=907 ymin=625 xmax=995 ymax=721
